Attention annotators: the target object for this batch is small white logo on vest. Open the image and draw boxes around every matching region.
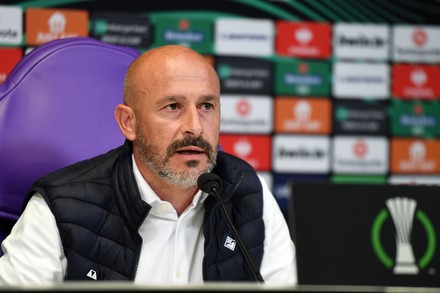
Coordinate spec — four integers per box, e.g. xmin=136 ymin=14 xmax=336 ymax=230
xmin=224 ymin=236 xmax=236 ymax=251
xmin=87 ymin=269 xmax=97 ymax=280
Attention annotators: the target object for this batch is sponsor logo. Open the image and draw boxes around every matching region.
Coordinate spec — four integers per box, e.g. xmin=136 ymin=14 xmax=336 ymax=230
xmin=400 ymin=114 xmax=436 ymax=129
xmin=333 ymin=24 xmax=389 ymax=60
xmin=220 ymin=95 xmax=273 ymax=133
xmin=333 ymin=62 xmax=389 ymax=99
xmin=216 ymin=57 xmax=272 ymax=94
xmin=220 ymin=135 xmax=271 ymax=171
xmin=353 ymin=139 xmax=368 ymax=157
xmin=275 ymin=97 xmax=331 ymax=134
xmin=391 ymin=102 xmax=440 ymax=137
xmin=0 ymin=5 xmax=22 ymax=45
xmin=392 ymin=26 xmax=440 ymax=63
xmin=91 ymin=13 xmax=151 ymax=47
xmin=0 ymin=48 xmax=22 ymax=83
xmin=26 ymin=8 xmax=88 ymax=46
xmin=87 ymin=269 xmax=97 ymax=280
xmin=155 ymin=17 xmax=212 ymax=52
xmin=164 ymin=28 xmax=204 ymax=43
xmin=276 ymin=21 xmax=331 ymax=58
xmin=392 ymin=65 xmax=440 ymax=99
xmin=275 ymin=60 xmax=330 ymax=96
xmin=224 ymin=236 xmax=236 ymax=251
xmin=332 ymin=136 xmax=388 ymax=174
xmin=338 ymin=35 xmax=385 ymax=47
xmin=334 ymin=101 xmax=387 ymax=135
xmin=215 ymin=18 xmax=274 ymax=56
xmin=398 ymin=141 xmax=437 ymax=172
xmin=371 ymin=197 xmax=436 ymax=274
xmin=273 ymin=135 xmax=330 ymax=173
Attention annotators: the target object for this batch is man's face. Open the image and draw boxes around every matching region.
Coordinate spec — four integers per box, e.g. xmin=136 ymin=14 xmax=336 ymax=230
xmin=133 ymin=60 xmax=221 ymax=187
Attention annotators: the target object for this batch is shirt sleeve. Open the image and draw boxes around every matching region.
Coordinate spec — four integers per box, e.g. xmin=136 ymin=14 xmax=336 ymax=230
xmin=258 ymin=175 xmax=298 ymax=285
xmin=0 ymin=193 xmax=66 ymax=285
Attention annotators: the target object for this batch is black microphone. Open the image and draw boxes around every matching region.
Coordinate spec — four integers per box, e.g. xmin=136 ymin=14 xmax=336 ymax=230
xmin=197 ymin=173 xmax=265 ymax=283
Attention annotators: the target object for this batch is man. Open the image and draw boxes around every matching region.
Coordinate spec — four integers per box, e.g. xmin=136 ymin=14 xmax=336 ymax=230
xmin=0 ymin=45 xmax=296 ymax=285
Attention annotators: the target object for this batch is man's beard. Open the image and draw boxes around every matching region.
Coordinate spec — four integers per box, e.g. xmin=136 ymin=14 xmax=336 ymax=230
xmin=135 ymin=131 xmax=218 ymax=188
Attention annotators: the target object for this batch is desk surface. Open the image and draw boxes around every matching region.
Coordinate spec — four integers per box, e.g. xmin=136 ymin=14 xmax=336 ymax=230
xmin=1 ymin=283 xmax=440 ymax=293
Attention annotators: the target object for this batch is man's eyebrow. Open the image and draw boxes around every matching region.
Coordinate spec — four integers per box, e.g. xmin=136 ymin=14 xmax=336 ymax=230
xmin=201 ymin=95 xmax=217 ymax=101
xmin=155 ymin=95 xmax=181 ymax=105
xmin=156 ymin=95 xmax=218 ymax=104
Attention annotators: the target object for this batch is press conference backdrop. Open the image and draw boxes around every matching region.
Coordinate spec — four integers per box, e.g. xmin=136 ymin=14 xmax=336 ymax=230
xmin=0 ymin=0 xmax=440 ymax=218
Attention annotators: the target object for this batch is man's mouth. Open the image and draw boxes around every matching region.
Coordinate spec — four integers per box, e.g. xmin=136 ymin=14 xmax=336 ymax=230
xmin=175 ymin=147 xmax=205 ymax=155
xmin=177 ymin=150 xmax=204 ymax=155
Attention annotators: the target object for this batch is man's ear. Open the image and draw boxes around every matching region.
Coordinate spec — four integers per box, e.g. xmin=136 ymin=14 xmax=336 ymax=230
xmin=114 ymin=104 xmax=136 ymax=141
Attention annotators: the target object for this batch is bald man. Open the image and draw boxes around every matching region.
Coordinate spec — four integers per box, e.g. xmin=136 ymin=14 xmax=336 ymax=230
xmin=0 ymin=45 xmax=296 ymax=285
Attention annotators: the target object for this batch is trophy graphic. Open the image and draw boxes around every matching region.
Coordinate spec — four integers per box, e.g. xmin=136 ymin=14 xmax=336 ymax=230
xmin=386 ymin=197 xmax=419 ymax=274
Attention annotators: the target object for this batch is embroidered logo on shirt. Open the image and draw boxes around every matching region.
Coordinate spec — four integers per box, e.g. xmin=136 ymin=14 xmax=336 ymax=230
xmin=86 ymin=269 xmax=97 ymax=280
xmin=224 ymin=236 xmax=236 ymax=251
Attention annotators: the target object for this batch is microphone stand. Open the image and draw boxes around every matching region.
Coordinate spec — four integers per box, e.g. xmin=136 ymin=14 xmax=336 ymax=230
xmin=210 ymin=185 xmax=265 ymax=283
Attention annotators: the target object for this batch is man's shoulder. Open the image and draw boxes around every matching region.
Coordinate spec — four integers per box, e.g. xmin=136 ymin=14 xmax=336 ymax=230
xmin=217 ymin=150 xmax=254 ymax=171
xmin=216 ymin=151 xmax=261 ymax=193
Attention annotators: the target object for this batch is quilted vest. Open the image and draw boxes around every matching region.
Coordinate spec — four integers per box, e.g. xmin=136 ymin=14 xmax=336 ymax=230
xmin=25 ymin=140 xmax=264 ymax=281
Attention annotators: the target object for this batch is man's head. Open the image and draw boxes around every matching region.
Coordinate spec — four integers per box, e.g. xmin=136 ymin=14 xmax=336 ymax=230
xmin=114 ymin=45 xmax=221 ymax=188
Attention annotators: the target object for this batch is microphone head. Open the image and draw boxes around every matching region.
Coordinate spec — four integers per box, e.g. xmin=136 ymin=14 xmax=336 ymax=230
xmin=197 ymin=173 xmax=222 ymax=194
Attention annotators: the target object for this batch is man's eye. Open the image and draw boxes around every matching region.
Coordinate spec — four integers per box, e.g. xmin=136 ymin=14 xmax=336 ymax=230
xmin=167 ymin=103 xmax=179 ymax=110
xmin=202 ymin=103 xmax=213 ymax=110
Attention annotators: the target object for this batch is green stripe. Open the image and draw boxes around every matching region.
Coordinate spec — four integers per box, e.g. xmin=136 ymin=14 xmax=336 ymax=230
xmin=371 ymin=209 xmax=393 ymax=268
xmin=331 ymin=176 xmax=387 ymax=184
xmin=333 ymin=0 xmax=375 ymax=22
xmin=15 ymin=0 xmax=90 ymax=9
xmin=344 ymin=0 xmax=388 ymax=23
xmin=232 ymin=0 xmax=299 ymax=20
xmin=417 ymin=210 xmax=436 ymax=269
xmin=285 ymin=0 xmax=325 ymax=22
xmin=356 ymin=0 xmax=405 ymax=23
xmin=306 ymin=0 xmax=344 ymax=22
xmin=147 ymin=11 xmax=240 ymax=22
xmin=319 ymin=0 xmax=357 ymax=22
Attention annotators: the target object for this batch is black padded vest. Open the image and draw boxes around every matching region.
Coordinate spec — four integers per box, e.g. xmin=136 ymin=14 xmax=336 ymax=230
xmin=26 ymin=140 xmax=264 ymax=282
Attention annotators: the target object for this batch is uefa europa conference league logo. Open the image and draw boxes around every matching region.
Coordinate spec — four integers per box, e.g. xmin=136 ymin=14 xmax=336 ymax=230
xmin=371 ymin=197 xmax=436 ymax=275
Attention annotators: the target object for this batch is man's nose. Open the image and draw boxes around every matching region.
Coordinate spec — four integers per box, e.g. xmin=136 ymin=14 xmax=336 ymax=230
xmin=182 ymin=107 xmax=203 ymax=136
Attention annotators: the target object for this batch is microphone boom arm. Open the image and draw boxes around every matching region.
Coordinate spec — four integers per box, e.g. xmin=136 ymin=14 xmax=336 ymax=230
xmin=210 ymin=185 xmax=265 ymax=283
